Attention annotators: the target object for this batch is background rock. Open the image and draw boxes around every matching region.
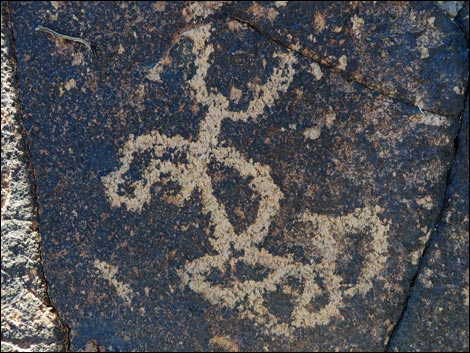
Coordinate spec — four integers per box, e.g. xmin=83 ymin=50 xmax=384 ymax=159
xmin=218 ymin=1 xmax=468 ymax=116
xmin=387 ymin=93 xmax=469 ymax=352
xmin=387 ymin=4 xmax=469 ymax=350
xmin=3 ymin=1 xmax=468 ymax=351
xmin=1 ymin=2 xmax=68 ymax=351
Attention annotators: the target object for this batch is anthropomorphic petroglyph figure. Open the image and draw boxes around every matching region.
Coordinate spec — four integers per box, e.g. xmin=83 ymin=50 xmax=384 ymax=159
xmin=102 ymin=23 xmax=390 ymax=336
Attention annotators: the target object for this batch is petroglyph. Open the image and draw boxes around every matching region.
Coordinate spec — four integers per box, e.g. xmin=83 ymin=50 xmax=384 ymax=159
xmin=102 ymin=23 xmax=390 ymax=336
xmin=93 ymin=260 xmax=135 ymax=306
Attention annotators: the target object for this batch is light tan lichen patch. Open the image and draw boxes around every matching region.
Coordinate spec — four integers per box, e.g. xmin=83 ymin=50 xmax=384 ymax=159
xmin=333 ymin=26 xmax=343 ymax=33
xmin=274 ymin=1 xmax=288 ymax=8
xmin=411 ymin=111 xmax=451 ymax=127
xmin=453 ymin=86 xmax=465 ymax=96
xmin=418 ymin=46 xmax=430 ymax=59
xmin=420 ymin=268 xmax=434 ymax=288
xmin=71 ymin=51 xmax=84 ymax=66
xmin=416 ymin=195 xmax=434 ymax=210
xmin=209 ymin=335 xmax=239 ymax=352
xmin=309 ymin=62 xmax=323 ymax=80
xmin=416 ymin=21 xmax=446 ymax=61
xmin=59 ymin=78 xmax=77 ymax=96
xmin=93 ymin=260 xmax=135 ymax=306
xmin=102 ymin=22 xmax=392 ymax=337
xmin=152 ymin=2 xmax=166 ymax=12
xmin=50 ymin=1 xmax=60 ymax=10
xmin=247 ymin=2 xmax=279 ymax=21
xmin=324 ymin=107 xmax=336 ymax=127
xmin=266 ymin=8 xmax=280 ymax=21
xmin=463 ymin=269 xmax=469 ymax=306
xmin=409 ymin=230 xmax=432 ymax=265
xmin=227 ymin=19 xmax=246 ymax=31
xmin=336 ymin=55 xmax=348 ymax=71
xmin=313 ymin=11 xmax=326 ymax=33
xmin=182 ymin=2 xmax=215 ymax=22
xmin=351 ymin=15 xmax=364 ymax=38
xmin=303 ymin=126 xmax=322 ymax=140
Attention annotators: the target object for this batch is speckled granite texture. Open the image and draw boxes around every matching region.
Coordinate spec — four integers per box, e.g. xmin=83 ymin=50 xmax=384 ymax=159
xmin=1 ymin=2 xmax=68 ymax=351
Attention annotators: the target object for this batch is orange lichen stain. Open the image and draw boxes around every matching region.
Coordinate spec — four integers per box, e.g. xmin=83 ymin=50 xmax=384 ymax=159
xmin=233 ymin=206 xmax=245 ymax=218
xmin=301 ymin=48 xmax=319 ymax=61
xmin=294 ymin=88 xmax=304 ymax=101
xmin=191 ymin=103 xmax=200 ymax=115
xmin=162 ymin=55 xmax=172 ymax=66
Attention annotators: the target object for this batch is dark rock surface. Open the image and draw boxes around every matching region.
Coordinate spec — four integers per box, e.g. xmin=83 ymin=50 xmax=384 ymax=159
xmin=5 ymin=1 xmax=468 ymax=351
xmin=387 ymin=94 xmax=469 ymax=352
xmin=219 ymin=1 xmax=468 ymax=116
xmin=387 ymin=3 xmax=469 ymax=351
xmin=455 ymin=1 xmax=469 ymax=41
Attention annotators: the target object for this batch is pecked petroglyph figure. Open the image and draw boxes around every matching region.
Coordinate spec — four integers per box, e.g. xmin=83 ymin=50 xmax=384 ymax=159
xmin=102 ymin=23 xmax=390 ymax=336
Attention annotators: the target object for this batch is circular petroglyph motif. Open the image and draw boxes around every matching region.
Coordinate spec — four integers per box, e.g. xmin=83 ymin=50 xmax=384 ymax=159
xmin=102 ymin=23 xmax=390 ymax=336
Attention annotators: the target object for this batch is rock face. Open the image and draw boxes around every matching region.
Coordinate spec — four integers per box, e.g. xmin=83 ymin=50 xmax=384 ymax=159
xmin=1 ymin=2 xmax=68 ymax=351
xmin=386 ymin=1 xmax=470 ymax=347
xmin=218 ymin=1 xmax=468 ymax=116
xmin=387 ymin=95 xmax=469 ymax=353
xmin=6 ymin=1 xmax=468 ymax=351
